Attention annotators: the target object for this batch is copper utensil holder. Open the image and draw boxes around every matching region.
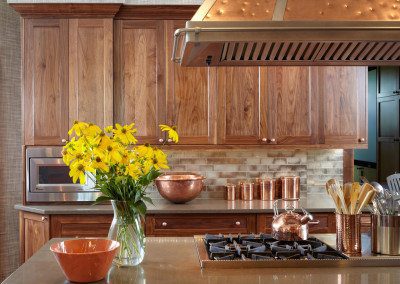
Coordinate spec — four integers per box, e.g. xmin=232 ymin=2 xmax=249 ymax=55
xmin=254 ymin=178 xmax=261 ymax=199
xmin=260 ymin=179 xmax=275 ymax=201
xmin=281 ymin=176 xmax=300 ymax=201
xmin=336 ymin=213 xmax=362 ymax=256
xmin=241 ymin=182 xmax=254 ymax=201
xmin=372 ymin=214 xmax=400 ymax=255
xmin=225 ymin=184 xmax=236 ymax=201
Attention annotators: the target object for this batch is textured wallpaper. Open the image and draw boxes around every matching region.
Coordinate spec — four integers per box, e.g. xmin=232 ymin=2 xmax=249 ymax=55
xmin=0 ymin=1 xmax=21 ymax=281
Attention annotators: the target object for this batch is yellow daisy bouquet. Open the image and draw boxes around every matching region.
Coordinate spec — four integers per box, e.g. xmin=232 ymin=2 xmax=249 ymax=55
xmin=62 ymin=121 xmax=179 ymax=265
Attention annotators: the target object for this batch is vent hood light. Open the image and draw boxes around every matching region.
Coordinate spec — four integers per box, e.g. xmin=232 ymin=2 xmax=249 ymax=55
xmin=172 ymin=0 xmax=400 ymax=66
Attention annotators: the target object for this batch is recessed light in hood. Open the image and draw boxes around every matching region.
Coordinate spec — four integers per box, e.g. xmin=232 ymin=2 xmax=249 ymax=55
xmin=172 ymin=0 xmax=400 ymax=66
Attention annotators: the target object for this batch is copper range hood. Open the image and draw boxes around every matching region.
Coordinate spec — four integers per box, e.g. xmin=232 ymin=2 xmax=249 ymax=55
xmin=172 ymin=0 xmax=400 ymax=66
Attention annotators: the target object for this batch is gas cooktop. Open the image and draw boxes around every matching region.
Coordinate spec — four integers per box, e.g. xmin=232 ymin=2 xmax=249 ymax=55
xmin=204 ymin=234 xmax=348 ymax=261
xmin=194 ymin=234 xmax=400 ymax=269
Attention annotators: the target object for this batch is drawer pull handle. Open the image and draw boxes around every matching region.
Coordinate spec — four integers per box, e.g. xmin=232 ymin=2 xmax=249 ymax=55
xmin=158 ymin=138 xmax=164 ymax=143
xmin=41 ymin=216 xmax=47 ymax=221
xmin=162 ymin=222 xmax=167 ymax=227
xmin=235 ymin=221 xmax=241 ymax=226
xmin=167 ymin=138 xmax=172 ymax=143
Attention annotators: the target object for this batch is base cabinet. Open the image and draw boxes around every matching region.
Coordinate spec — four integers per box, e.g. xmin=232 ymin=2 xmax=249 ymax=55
xmin=19 ymin=211 xmax=372 ymax=262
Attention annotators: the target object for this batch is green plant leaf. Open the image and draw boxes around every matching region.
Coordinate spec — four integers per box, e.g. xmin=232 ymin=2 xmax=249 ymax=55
xmin=94 ymin=195 xmax=113 ymax=204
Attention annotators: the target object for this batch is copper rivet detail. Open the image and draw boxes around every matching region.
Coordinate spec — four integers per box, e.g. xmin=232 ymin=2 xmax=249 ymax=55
xmin=242 ymin=8 xmax=246 ymax=12
xmin=256 ymin=2 xmax=260 ymax=5
xmin=217 ymin=9 xmax=223 ymax=15
xmin=344 ymin=4 xmax=348 ymax=8
xmin=222 ymin=0 xmax=227 ymax=3
xmin=244 ymin=1 xmax=249 ymax=5
xmin=319 ymin=11 xmax=324 ymax=15
xmin=266 ymin=9 xmax=270 ymax=13
xmin=251 ymin=12 xmax=255 ymax=16
xmin=206 ymin=13 xmax=211 ymax=18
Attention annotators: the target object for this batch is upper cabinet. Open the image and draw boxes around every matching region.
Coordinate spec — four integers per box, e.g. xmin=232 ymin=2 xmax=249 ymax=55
xmin=23 ymin=19 xmax=69 ymax=145
xmin=68 ymin=19 xmax=113 ymax=129
xmin=260 ymin=67 xmax=317 ymax=145
xmin=114 ymin=20 xmax=165 ymax=144
xmin=217 ymin=67 xmax=261 ymax=144
xmin=312 ymin=67 xmax=368 ymax=146
xmin=165 ymin=20 xmax=216 ymax=145
xmin=378 ymin=67 xmax=400 ymax=98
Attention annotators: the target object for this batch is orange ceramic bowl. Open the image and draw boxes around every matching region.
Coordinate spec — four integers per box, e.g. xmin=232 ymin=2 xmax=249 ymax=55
xmin=50 ymin=239 xmax=119 ymax=283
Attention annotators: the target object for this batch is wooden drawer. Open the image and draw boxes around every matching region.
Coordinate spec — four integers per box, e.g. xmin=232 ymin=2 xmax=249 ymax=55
xmin=145 ymin=214 xmax=257 ymax=236
xmin=51 ymin=215 xmax=113 ymax=238
xmin=257 ymin=213 xmax=336 ymax=234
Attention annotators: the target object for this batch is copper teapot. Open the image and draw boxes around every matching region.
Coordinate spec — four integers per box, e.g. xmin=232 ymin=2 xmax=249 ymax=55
xmin=272 ymin=200 xmax=319 ymax=241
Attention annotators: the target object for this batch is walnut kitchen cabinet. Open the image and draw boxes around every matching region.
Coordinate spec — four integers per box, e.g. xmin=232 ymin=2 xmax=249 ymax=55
xmin=19 ymin=212 xmax=50 ymax=263
xmin=260 ymin=66 xmax=317 ymax=145
xmin=312 ymin=66 xmax=368 ymax=147
xmin=165 ymin=20 xmax=217 ymax=145
xmin=23 ymin=19 xmax=69 ymax=145
xmin=114 ymin=20 xmax=166 ymax=144
xmin=217 ymin=67 xmax=261 ymax=144
xmin=68 ymin=19 xmax=114 ymax=129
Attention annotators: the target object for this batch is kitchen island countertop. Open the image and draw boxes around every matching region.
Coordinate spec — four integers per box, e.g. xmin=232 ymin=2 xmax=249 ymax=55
xmin=4 ymin=234 xmax=400 ymax=284
xmin=15 ymin=195 xmax=337 ymax=215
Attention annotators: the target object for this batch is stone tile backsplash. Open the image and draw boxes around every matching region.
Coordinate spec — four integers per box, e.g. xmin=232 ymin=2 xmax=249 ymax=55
xmin=147 ymin=149 xmax=343 ymax=199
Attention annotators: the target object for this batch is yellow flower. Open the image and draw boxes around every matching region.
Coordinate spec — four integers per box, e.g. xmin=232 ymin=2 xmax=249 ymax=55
xmin=143 ymin=149 xmax=169 ymax=173
xmin=82 ymin=123 xmax=102 ymax=137
xmin=159 ymin=124 xmax=179 ymax=143
xmin=92 ymin=156 xmax=109 ymax=173
xmin=69 ymin=162 xmax=95 ymax=184
xmin=105 ymin=142 xmax=123 ymax=163
xmin=135 ymin=144 xmax=154 ymax=159
xmin=68 ymin=121 xmax=88 ymax=136
xmin=113 ymin=123 xmax=138 ymax=145
xmin=125 ymin=162 xmax=142 ymax=180
xmin=105 ymin=125 xmax=114 ymax=133
xmin=93 ymin=132 xmax=112 ymax=151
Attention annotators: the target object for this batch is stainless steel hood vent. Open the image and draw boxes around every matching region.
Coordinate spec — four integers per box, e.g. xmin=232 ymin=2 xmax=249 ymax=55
xmin=172 ymin=0 xmax=400 ymax=66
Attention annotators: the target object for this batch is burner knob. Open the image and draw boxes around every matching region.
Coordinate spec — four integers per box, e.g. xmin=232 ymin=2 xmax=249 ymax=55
xmin=235 ymin=221 xmax=241 ymax=226
xmin=162 ymin=222 xmax=167 ymax=227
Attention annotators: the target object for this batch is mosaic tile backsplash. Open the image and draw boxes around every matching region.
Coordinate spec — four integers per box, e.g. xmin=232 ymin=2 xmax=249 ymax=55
xmin=147 ymin=149 xmax=344 ymax=199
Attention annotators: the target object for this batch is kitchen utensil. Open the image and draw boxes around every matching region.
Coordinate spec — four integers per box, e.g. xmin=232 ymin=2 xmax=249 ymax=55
xmin=333 ymin=181 xmax=349 ymax=214
xmin=259 ymin=178 xmax=275 ymax=201
xmin=360 ymin=176 xmax=370 ymax=184
xmin=50 ymin=238 xmax=119 ymax=283
xmin=356 ymin=189 xmax=376 ymax=214
xmin=155 ymin=173 xmax=205 ymax=203
xmin=327 ymin=186 xmax=342 ymax=213
xmin=387 ymin=173 xmax=400 ymax=194
xmin=225 ymin=184 xmax=236 ymax=201
xmin=281 ymin=176 xmax=300 ymax=201
xmin=336 ymin=213 xmax=362 ymax=256
xmin=372 ymin=214 xmax=400 ymax=255
xmin=349 ymin=182 xmax=360 ymax=214
xmin=272 ymin=200 xmax=319 ymax=241
xmin=241 ymin=182 xmax=254 ymax=201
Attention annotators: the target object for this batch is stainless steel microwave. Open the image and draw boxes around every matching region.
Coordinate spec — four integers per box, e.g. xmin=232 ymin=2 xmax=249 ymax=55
xmin=26 ymin=147 xmax=101 ymax=203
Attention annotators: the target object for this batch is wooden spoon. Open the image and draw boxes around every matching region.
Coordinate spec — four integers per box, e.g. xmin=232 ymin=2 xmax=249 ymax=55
xmin=350 ymin=182 xmax=361 ymax=214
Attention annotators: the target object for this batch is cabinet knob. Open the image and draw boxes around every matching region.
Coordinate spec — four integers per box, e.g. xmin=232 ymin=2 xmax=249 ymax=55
xmin=269 ymin=138 xmax=276 ymax=143
xmin=162 ymin=222 xmax=167 ymax=227
xmin=61 ymin=139 xmax=67 ymax=143
xmin=167 ymin=138 xmax=172 ymax=143
xmin=359 ymin=138 xmax=366 ymax=143
xmin=158 ymin=138 xmax=164 ymax=143
xmin=261 ymin=138 xmax=267 ymax=142
xmin=41 ymin=216 xmax=47 ymax=221
xmin=235 ymin=221 xmax=241 ymax=226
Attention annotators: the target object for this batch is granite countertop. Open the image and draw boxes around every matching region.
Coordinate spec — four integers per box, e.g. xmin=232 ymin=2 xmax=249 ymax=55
xmin=4 ymin=234 xmax=400 ymax=284
xmin=14 ymin=195 xmax=337 ymax=215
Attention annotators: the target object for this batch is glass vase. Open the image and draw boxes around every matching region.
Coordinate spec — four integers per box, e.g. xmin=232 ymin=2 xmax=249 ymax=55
xmin=108 ymin=200 xmax=145 ymax=266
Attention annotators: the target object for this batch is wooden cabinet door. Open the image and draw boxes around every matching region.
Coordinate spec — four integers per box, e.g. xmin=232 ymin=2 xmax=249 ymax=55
xmin=165 ymin=20 xmax=216 ymax=144
xmin=69 ymin=19 xmax=113 ymax=129
xmin=312 ymin=67 xmax=368 ymax=146
xmin=51 ymin=215 xmax=112 ymax=238
xmin=23 ymin=19 xmax=69 ymax=145
xmin=114 ymin=20 xmax=165 ymax=144
xmin=20 ymin=212 xmax=49 ymax=262
xmin=217 ymin=67 xmax=261 ymax=144
xmin=260 ymin=67 xmax=317 ymax=145
xmin=378 ymin=67 xmax=400 ymax=98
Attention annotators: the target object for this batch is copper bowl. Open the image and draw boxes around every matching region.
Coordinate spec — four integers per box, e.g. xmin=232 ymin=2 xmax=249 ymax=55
xmin=50 ymin=238 xmax=119 ymax=283
xmin=155 ymin=173 xmax=205 ymax=204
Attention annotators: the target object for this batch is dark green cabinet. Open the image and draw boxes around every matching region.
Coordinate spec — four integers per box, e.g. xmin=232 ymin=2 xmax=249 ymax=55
xmin=378 ymin=67 xmax=400 ymax=98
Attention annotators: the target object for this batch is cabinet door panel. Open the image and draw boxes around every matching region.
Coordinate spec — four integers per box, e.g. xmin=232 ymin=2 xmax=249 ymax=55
xmin=114 ymin=20 xmax=165 ymax=144
xmin=51 ymin=215 xmax=112 ymax=238
xmin=378 ymin=67 xmax=399 ymax=97
xmin=165 ymin=20 xmax=215 ymax=144
xmin=378 ymin=96 xmax=399 ymax=139
xmin=378 ymin=141 xmax=400 ymax=182
xmin=69 ymin=19 xmax=113 ymax=128
xmin=261 ymin=67 xmax=316 ymax=145
xmin=313 ymin=67 xmax=368 ymax=146
xmin=24 ymin=19 xmax=69 ymax=145
xmin=217 ymin=67 xmax=260 ymax=144
xmin=20 ymin=212 xmax=49 ymax=262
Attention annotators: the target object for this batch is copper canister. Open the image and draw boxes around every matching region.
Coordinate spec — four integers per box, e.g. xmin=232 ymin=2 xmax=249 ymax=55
xmin=225 ymin=184 xmax=236 ymax=201
xmin=241 ymin=182 xmax=254 ymax=201
xmin=254 ymin=178 xmax=261 ymax=199
xmin=260 ymin=179 xmax=275 ymax=201
xmin=281 ymin=176 xmax=300 ymax=201
xmin=237 ymin=180 xmax=244 ymax=200
xmin=336 ymin=213 xmax=362 ymax=256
